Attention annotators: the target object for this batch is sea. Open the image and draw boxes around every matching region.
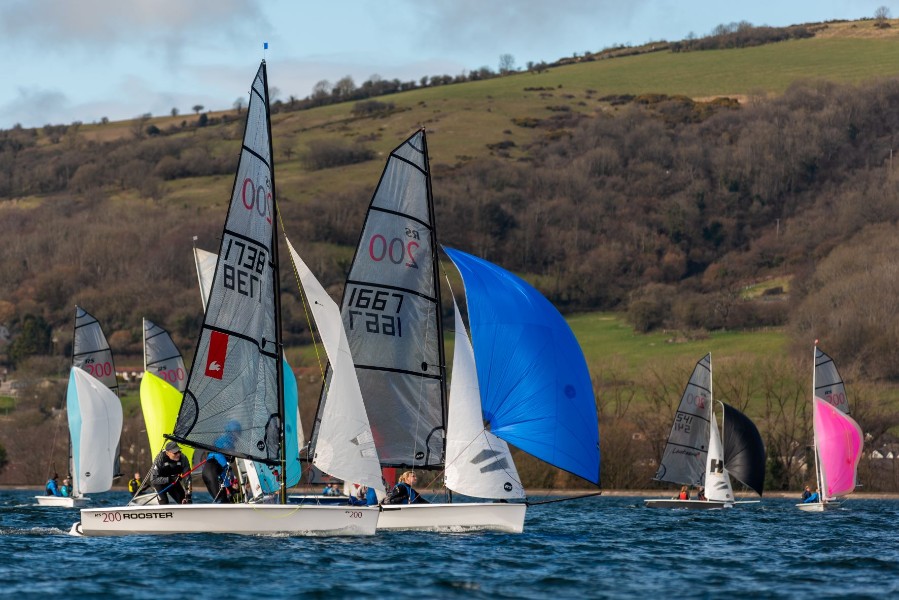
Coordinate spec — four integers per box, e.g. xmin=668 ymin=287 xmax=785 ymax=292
xmin=1 ymin=490 xmax=897 ymax=599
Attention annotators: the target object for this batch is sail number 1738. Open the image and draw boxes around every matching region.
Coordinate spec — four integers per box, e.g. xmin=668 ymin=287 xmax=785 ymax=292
xmin=347 ymin=287 xmax=404 ymax=337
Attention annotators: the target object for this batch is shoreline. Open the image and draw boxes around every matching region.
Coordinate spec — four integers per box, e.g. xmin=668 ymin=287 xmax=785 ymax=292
xmin=6 ymin=484 xmax=898 ymax=500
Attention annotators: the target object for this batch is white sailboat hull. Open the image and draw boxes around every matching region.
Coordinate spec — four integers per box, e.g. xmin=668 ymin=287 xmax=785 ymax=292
xmin=796 ymin=500 xmax=841 ymax=512
xmin=643 ymin=498 xmax=731 ymax=510
xmin=377 ymin=502 xmax=526 ymax=533
xmin=34 ymin=495 xmax=89 ymax=508
xmin=74 ymin=503 xmax=379 ymax=536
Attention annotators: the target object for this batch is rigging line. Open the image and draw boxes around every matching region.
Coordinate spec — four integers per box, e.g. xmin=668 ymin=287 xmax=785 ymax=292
xmin=278 ymin=221 xmax=327 ymax=383
xmin=525 ymin=491 xmax=603 ymax=506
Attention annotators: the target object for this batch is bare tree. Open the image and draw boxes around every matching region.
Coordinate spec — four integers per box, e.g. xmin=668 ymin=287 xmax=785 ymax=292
xmin=499 ymin=53 xmax=515 ymax=74
xmin=311 ymin=80 xmax=331 ymax=100
xmin=333 ymin=76 xmax=356 ymax=98
xmin=233 ymin=97 xmax=245 ymax=114
xmin=875 ymin=6 xmax=891 ymax=27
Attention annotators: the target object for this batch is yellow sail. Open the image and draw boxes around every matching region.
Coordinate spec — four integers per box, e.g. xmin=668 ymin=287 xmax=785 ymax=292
xmin=140 ymin=372 xmax=195 ymax=466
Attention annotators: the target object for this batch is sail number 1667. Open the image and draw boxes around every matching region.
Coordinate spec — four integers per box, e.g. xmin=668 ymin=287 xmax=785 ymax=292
xmin=347 ymin=287 xmax=404 ymax=337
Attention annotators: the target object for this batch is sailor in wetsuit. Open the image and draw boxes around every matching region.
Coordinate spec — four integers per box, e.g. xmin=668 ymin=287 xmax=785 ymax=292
xmin=149 ymin=441 xmax=192 ymax=504
xmin=382 ymin=471 xmax=429 ymax=505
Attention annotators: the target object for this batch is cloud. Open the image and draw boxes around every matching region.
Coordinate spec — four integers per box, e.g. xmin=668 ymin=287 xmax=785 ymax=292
xmin=0 ymin=87 xmax=71 ymax=127
xmin=393 ymin=0 xmax=650 ymax=61
xmin=0 ymin=0 xmax=270 ymax=58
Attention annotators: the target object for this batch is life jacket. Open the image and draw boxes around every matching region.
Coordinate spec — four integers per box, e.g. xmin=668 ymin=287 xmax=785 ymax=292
xmin=128 ymin=478 xmax=140 ymax=493
xmin=678 ymin=491 xmax=689 ymax=500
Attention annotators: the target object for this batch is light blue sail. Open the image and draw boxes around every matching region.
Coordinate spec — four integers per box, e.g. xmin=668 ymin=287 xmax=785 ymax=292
xmin=444 ymin=247 xmax=600 ymax=484
xmin=254 ymin=357 xmax=302 ymax=493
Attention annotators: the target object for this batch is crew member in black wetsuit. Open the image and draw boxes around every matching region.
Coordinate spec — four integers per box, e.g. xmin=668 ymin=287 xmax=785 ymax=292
xmin=149 ymin=441 xmax=192 ymax=504
xmin=382 ymin=471 xmax=429 ymax=505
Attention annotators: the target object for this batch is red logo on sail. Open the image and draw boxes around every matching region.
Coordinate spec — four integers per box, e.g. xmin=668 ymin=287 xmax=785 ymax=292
xmin=205 ymin=331 xmax=228 ymax=380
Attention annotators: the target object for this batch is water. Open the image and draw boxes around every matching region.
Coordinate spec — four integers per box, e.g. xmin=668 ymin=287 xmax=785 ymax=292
xmin=2 ymin=491 xmax=898 ymax=598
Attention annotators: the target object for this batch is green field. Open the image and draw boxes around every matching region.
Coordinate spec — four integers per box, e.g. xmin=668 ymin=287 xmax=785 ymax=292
xmin=569 ymin=312 xmax=787 ymax=374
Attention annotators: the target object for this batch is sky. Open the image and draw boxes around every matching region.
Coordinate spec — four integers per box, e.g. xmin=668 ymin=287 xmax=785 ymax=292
xmin=0 ymin=0 xmax=892 ymax=129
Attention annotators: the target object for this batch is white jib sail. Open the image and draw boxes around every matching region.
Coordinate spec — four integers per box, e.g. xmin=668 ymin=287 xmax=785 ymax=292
xmin=704 ymin=413 xmax=734 ymax=502
xmin=286 ymin=237 xmax=384 ymax=494
xmin=70 ymin=367 xmax=123 ymax=494
xmin=444 ymin=299 xmax=524 ymax=499
xmin=193 ymin=247 xmax=217 ymax=311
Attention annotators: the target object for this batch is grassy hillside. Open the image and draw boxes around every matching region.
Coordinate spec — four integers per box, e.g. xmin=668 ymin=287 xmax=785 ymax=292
xmin=69 ymin=21 xmax=899 ymax=209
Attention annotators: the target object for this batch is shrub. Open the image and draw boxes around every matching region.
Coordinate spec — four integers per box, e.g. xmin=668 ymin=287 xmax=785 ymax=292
xmin=303 ymin=140 xmax=375 ymax=170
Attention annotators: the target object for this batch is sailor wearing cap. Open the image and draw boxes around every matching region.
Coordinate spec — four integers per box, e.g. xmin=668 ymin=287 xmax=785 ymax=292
xmin=148 ymin=440 xmax=193 ymax=504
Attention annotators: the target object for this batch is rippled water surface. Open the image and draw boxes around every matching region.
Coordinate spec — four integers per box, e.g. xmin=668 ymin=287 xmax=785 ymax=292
xmin=2 ymin=491 xmax=898 ymax=598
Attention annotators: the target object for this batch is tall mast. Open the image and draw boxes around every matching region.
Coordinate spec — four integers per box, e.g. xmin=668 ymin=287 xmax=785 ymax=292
xmin=421 ymin=130 xmax=448 ymax=460
xmin=142 ymin=318 xmax=147 ymax=372
xmin=69 ymin=307 xmax=77 ymax=496
xmin=812 ymin=342 xmax=824 ymax=500
xmin=261 ymin=60 xmax=286 ymax=504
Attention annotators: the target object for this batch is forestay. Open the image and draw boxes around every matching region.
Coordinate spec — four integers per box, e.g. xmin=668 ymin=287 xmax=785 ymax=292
xmin=312 ymin=129 xmax=446 ymax=469
xmin=654 ymin=353 xmax=711 ymax=487
xmin=443 ymin=247 xmax=600 ymax=484
xmin=172 ymin=62 xmax=282 ymax=464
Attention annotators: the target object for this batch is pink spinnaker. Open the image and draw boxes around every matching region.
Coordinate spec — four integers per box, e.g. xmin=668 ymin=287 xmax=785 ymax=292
xmin=813 ymin=396 xmax=863 ymax=498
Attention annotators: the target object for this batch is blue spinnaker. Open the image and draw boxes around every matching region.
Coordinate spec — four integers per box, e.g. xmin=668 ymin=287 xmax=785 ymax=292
xmin=444 ymin=247 xmax=600 ymax=484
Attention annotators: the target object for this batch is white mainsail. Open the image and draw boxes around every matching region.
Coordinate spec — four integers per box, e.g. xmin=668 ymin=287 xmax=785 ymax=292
xmin=444 ymin=298 xmax=523 ymax=499
xmin=703 ymin=409 xmax=734 ymax=502
xmin=286 ymin=237 xmax=383 ymax=493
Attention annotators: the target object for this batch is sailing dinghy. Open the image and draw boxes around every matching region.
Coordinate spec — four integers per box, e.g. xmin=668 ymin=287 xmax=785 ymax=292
xmin=36 ymin=307 xmax=123 ymax=508
xmin=644 ymin=354 xmax=765 ymax=509
xmin=796 ymin=345 xmax=863 ymax=512
xmin=73 ymin=60 xmax=379 ymax=536
xmin=192 ymin=243 xmax=304 ymax=503
xmin=307 ymin=129 xmax=600 ymax=532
